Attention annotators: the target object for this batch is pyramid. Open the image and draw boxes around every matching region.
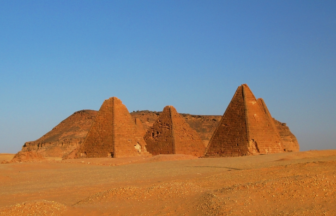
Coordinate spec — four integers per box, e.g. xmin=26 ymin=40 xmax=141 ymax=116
xmin=134 ymin=117 xmax=146 ymax=136
xmin=205 ymin=84 xmax=284 ymax=157
xmin=76 ymin=97 xmax=150 ymax=158
xmin=144 ymin=106 xmax=205 ymax=157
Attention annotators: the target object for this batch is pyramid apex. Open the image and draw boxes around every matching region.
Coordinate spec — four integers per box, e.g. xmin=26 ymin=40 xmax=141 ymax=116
xmin=164 ymin=105 xmax=175 ymax=108
xmin=108 ymin=96 xmax=120 ymax=100
xmin=236 ymin=84 xmax=252 ymax=94
xmin=103 ymin=97 xmax=122 ymax=104
xmin=257 ymin=98 xmax=265 ymax=103
xmin=163 ymin=105 xmax=177 ymax=112
xmin=239 ymin=84 xmax=257 ymax=100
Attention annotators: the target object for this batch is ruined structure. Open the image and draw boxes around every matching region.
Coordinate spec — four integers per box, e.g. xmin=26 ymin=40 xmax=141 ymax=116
xmin=76 ymin=97 xmax=150 ymax=158
xmin=144 ymin=106 xmax=205 ymax=157
xmin=205 ymin=84 xmax=287 ymax=157
xmin=18 ymin=91 xmax=299 ymax=158
xmin=132 ymin=110 xmax=221 ymax=147
xmin=273 ymin=118 xmax=300 ymax=152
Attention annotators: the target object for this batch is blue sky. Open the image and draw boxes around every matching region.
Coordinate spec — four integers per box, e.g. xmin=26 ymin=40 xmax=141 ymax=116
xmin=1 ymin=0 xmax=335 ymax=153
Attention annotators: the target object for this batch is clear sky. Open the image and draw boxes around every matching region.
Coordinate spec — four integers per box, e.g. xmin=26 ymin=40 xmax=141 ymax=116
xmin=1 ymin=0 xmax=335 ymax=153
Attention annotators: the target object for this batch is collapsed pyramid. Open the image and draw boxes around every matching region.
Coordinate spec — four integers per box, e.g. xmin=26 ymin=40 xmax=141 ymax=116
xmin=144 ymin=106 xmax=205 ymax=157
xmin=76 ymin=97 xmax=150 ymax=158
xmin=205 ymin=84 xmax=284 ymax=157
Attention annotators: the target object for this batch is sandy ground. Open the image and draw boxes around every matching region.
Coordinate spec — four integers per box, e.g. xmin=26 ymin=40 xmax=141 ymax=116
xmin=0 ymin=154 xmax=15 ymax=162
xmin=0 ymin=150 xmax=336 ymax=215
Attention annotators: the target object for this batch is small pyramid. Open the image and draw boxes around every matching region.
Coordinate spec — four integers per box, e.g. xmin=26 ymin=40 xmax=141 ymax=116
xmin=144 ymin=106 xmax=205 ymax=157
xmin=76 ymin=97 xmax=150 ymax=158
xmin=205 ymin=84 xmax=284 ymax=157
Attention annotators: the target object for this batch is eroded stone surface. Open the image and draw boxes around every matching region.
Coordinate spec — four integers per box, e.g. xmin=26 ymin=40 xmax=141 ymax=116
xmin=273 ymin=118 xmax=300 ymax=152
xmin=18 ymin=95 xmax=299 ymax=158
xmin=205 ymin=85 xmax=248 ymax=157
xmin=144 ymin=106 xmax=205 ymax=157
xmin=205 ymin=84 xmax=293 ymax=157
xmin=244 ymin=87 xmax=283 ymax=154
xmin=76 ymin=97 xmax=150 ymax=158
xmin=131 ymin=111 xmax=221 ymax=143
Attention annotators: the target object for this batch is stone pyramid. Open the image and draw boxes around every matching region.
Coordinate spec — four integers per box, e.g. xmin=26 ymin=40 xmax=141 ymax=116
xmin=144 ymin=106 xmax=205 ymax=157
xmin=76 ymin=97 xmax=150 ymax=158
xmin=205 ymin=84 xmax=284 ymax=157
xmin=135 ymin=117 xmax=146 ymax=136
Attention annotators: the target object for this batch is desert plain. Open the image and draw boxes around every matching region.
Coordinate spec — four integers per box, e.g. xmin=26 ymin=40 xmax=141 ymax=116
xmin=1 ymin=150 xmax=336 ymax=216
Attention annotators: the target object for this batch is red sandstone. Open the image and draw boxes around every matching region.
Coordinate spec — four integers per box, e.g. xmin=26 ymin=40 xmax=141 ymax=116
xmin=205 ymin=84 xmax=294 ymax=157
xmin=144 ymin=106 xmax=205 ymax=157
xmin=273 ymin=118 xmax=300 ymax=152
xmin=75 ymin=97 xmax=150 ymax=158
xmin=15 ymin=86 xmax=299 ymax=158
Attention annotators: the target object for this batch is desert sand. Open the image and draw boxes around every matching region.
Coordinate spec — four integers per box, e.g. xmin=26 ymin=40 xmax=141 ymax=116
xmin=1 ymin=150 xmax=336 ymax=215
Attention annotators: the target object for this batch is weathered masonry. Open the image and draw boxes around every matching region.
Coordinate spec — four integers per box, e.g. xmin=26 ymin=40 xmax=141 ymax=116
xmin=76 ymin=97 xmax=150 ymax=158
xmin=144 ymin=106 xmax=205 ymax=157
xmin=205 ymin=84 xmax=292 ymax=157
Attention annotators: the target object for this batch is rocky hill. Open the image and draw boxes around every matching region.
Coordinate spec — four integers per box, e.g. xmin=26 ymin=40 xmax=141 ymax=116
xmin=21 ymin=110 xmax=97 ymax=157
xmin=20 ymin=110 xmax=299 ymax=157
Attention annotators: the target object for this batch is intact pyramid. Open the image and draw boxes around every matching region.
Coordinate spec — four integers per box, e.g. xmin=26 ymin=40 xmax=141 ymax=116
xmin=76 ymin=97 xmax=150 ymax=158
xmin=205 ymin=84 xmax=284 ymax=157
xmin=144 ymin=106 xmax=205 ymax=157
